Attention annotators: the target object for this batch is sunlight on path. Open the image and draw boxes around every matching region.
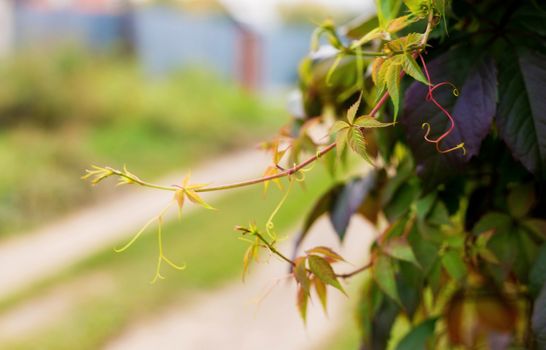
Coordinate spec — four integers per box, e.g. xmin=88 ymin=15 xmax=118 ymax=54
xmin=106 ymin=217 xmax=375 ymax=350
xmin=0 ymin=149 xmax=270 ymax=300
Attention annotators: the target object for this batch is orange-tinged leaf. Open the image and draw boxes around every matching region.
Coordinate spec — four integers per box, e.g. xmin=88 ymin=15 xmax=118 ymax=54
xmin=313 ymin=277 xmax=328 ymax=313
xmin=371 ymin=57 xmax=385 ymax=85
xmin=305 ymin=246 xmax=346 ymax=263
xmin=308 ymin=255 xmax=345 ymax=294
xmin=262 ymin=166 xmax=283 ymax=194
xmin=174 ymin=189 xmax=185 ymax=209
xmin=352 ymin=28 xmax=387 ymax=47
xmin=294 ymin=257 xmax=310 ymax=294
xmin=446 ymin=292 xmax=466 ymax=346
xmin=475 ymin=296 xmax=517 ymax=333
xmin=385 ymin=15 xmax=414 ymax=33
xmin=297 ymin=285 xmax=309 ymax=323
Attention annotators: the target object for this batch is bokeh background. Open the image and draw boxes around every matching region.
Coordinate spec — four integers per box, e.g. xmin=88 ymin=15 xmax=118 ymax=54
xmin=0 ymin=0 xmax=375 ymax=348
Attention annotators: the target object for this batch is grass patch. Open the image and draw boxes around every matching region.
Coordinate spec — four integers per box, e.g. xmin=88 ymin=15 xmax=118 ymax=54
xmin=0 ymin=168 xmax=334 ymax=349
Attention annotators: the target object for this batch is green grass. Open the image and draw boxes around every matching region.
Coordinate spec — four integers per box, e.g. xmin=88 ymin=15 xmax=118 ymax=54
xmin=0 ymin=50 xmax=284 ymax=237
xmin=0 ymin=169 xmax=334 ymax=349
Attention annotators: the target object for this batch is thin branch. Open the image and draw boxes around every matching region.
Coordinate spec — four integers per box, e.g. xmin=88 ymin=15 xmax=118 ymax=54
xmin=336 ymin=262 xmax=372 ymax=279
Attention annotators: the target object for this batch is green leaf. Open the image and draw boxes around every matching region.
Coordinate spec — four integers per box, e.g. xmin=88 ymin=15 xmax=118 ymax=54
xmin=344 ymin=15 xmax=379 ymax=40
xmin=472 ymin=212 xmax=513 ymax=235
xmin=507 ymin=183 xmax=536 ymax=218
xmin=308 ymin=255 xmax=345 ymax=294
xmin=415 ymin=192 xmax=436 ymax=221
xmin=523 ymin=218 xmax=546 ymax=239
xmin=326 ymin=54 xmax=344 ymax=86
xmin=395 ymin=318 xmax=437 ymax=350
xmin=348 ymin=126 xmax=372 ymax=164
xmin=530 ymin=244 xmax=546 ymax=296
xmin=402 ymin=53 xmax=429 ymax=85
xmin=372 ymin=255 xmax=400 ymax=304
xmin=427 ymin=200 xmax=451 ymax=226
xmin=383 ymin=181 xmax=420 ymax=222
xmin=347 ymin=94 xmax=362 ymax=124
xmin=408 ymin=226 xmax=440 ymax=275
xmin=353 ymin=115 xmax=396 ymax=128
xmin=382 ymin=238 xmax=420 ymax=267
xmin=386 ymin=62 xmax=402 ymax=120
xmin=376 ymin=0 xmax=403 ymax=28
xmin=336 ymin=127 xmax=349 ymax=159
xmin=403 ymin=0 xmax=427 ymax=17
xmin=441 ymin=250 xmax=466 ymax=281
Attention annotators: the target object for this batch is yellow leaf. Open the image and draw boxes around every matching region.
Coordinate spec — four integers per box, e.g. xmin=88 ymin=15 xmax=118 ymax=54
xmin=331 ymin=120 xmax=350 ymax=134
xmin=184 ymin=189 xmax=215 ymax=210
xmin=174 ymin=189 xmax=185 ymax=217
xmin=263 ymin=166 xmax=283 ymax=194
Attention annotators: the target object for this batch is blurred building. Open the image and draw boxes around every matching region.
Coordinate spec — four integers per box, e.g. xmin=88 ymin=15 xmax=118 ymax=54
xmin=3 ymin=0 xmax=362 ymax=90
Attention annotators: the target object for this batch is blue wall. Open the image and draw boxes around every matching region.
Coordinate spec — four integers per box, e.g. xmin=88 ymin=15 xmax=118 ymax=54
xmin=261 ymin=24 xmax=313 ymax=88
xmin=14 ymin=6 xmax=127 ymax=51
xmin=12 ymin=5 xmax=313 ymax=88
xmin=133 ymin=7 xmax=237 ymax=78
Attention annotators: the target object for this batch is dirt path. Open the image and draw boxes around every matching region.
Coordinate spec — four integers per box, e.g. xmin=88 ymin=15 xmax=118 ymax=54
xmin=105 ymin=217 xmax=375 ymax=350
xmin=0 ymin=149 xmax=270 ymax=300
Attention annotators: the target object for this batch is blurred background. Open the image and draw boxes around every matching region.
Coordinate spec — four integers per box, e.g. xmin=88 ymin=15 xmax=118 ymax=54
xmin=0 ymin=0 xmax=374 ymax=348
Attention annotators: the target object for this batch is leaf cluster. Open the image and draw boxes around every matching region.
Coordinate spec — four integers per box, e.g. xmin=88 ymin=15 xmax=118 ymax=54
xmin=293 ymin=0 xmax=546 ymax=348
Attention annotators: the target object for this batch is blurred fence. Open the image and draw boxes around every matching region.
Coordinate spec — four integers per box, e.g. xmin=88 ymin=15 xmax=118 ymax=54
xmin=11 ymin=4 xmax=313 ymax=89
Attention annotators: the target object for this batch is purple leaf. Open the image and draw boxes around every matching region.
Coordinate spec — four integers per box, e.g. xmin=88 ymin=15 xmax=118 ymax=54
xmin=402 ymin=49 xmax=497 ymax=184
xmin=496 ymin=50 xmax=546 ymax=178
xmin=329 ymin=173 xmax=376 ymax=241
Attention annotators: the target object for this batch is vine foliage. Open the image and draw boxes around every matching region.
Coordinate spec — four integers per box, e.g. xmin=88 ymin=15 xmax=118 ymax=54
xmin=84 ymin=0 xmax=546 ymax=348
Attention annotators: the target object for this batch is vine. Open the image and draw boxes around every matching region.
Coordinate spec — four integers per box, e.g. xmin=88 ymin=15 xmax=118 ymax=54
xmin=81 ymin=1 xmax=546 ymax=347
